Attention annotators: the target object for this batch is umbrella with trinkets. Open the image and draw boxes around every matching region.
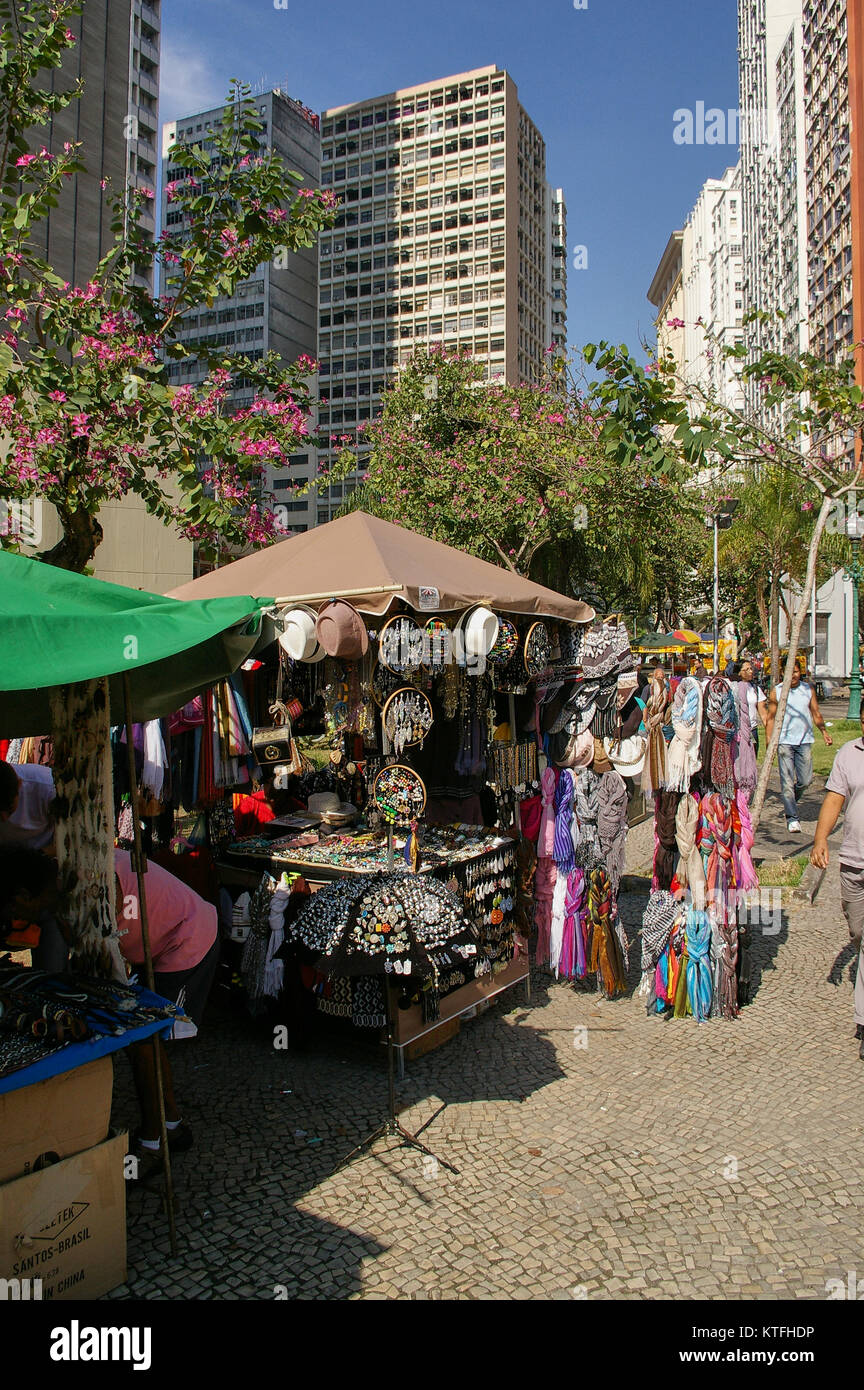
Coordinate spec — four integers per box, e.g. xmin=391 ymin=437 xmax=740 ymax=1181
xmin=289 ymin=873 xmax=487 ymax=1174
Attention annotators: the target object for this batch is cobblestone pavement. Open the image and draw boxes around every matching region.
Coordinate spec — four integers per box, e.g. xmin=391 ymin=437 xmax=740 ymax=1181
xmin=110 ymin=849 xmax=864 ymax=1302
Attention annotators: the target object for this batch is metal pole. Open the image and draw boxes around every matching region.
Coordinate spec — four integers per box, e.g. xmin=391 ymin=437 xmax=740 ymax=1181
xmin=713 ymin=516 xmax=720 ymax=675
xmin=122 ymin=674 xmax=178 ymax=1255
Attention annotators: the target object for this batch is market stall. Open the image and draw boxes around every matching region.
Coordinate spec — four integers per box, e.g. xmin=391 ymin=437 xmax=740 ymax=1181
xmin=0 ymin=553 xmax=271 ymax=1282
xmin=168 ymin=513 xmax=645 ymax=1061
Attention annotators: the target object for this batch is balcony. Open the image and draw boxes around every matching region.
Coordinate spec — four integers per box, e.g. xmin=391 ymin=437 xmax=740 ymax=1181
xmin=137 ymin=67 xmax=158 ymax=100
xmin=137 ymin=34 xmax=159 ymax=65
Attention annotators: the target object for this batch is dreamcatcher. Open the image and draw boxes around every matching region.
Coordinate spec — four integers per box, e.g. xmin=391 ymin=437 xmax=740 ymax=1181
xmin=379 ymin=614 xmax=425 ymax=674
xmin=382 ymin=688 xmax=434 ymax=756
xmin=487 ymin=616 xmax=520 ymax=667
xmin=524 ymin=621 xmax=552 ymax=677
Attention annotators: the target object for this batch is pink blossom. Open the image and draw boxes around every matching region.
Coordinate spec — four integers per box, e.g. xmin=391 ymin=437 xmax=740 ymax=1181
xmin=16 ymin=154 xmax=37 ymax=167
xmin=70 ymin=412 xmax=90 ymax=437
xmin=666 ymin=318 xmax=685 ymax=329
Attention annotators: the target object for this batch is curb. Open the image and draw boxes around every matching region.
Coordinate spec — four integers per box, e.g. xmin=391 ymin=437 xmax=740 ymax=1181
xmin=791 ymin=862 xmax=825 ymax=905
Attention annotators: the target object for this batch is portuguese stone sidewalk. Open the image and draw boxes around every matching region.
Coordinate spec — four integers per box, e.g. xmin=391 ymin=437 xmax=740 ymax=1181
xmin=109 ymin=826 xmax=864 ymax=1302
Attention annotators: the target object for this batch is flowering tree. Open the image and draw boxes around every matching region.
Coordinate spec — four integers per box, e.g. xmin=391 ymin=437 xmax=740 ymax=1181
xmin=0 ymin=1 xmax=336 ymax=968
xmin=332 ymin=344 xmax=696 ymax=603
xmin=584 ymin=329 xmax=864 ymax=830
xmin=0 ymin=2 xmax=336 ymax=572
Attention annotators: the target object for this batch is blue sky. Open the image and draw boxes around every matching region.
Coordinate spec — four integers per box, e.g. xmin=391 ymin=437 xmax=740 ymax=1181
xmin=161 ymin=0 xmax=740 ymax=354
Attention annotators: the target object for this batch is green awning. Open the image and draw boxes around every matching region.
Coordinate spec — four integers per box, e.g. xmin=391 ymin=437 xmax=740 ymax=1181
xmin=0 ymin=551 xmax=271 ymax=735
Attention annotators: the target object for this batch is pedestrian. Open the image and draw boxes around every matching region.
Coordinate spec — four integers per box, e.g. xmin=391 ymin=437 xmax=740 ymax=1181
xmin=729 ymin=659 xmax=767 ymax=756
xmin=0 ymin=759 xmax=68 ymax=969
xmin=811 ymin=704 xmax=864 ymax=1057
xmin=114 ymin=848 xmax=220 ymax=1180
xmin=764 ymin=665 xmax=832 ymax=832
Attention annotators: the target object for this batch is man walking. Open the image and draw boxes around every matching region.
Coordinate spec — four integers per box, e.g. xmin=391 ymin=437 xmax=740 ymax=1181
xmin=811 ymin=702 xmax=864 ymax=1057
xmin=764 ymin=665 xmax=832 ymax=831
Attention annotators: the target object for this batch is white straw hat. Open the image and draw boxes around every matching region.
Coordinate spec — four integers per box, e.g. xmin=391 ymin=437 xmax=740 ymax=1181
xmin=278 ymin=605 xmax=319 ymax=661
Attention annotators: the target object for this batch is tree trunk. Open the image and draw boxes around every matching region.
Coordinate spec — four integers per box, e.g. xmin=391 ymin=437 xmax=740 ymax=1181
xmin=750 ymin=495 xmax=834 ymax=833
xmin=49 ymin=677 xmax=124 ymax=978
xmin=755 ymin=586 xmax=770 ymax=653
xmin=38 ymin=506 xmax=102 ymax=573
xmin=769 ymin=575 xmax=780 ymax=685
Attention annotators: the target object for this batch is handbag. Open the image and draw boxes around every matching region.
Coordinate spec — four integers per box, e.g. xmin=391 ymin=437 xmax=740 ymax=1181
xmin=252 ymin=723 xmax=295 ymax=768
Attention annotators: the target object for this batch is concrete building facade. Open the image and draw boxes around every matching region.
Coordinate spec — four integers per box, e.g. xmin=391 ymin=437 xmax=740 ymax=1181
xmin=161 ymin=89 xmax=322 ymax=541
xmin=315 ymin=65 xmax=566 ymax=522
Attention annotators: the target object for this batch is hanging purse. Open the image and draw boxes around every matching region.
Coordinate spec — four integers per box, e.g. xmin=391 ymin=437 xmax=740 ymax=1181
xmin=252 ymin=720 xmax=295 ymax=768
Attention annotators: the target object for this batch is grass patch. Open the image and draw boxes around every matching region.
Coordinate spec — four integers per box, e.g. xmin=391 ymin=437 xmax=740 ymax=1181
xmin=755 ymin=856 xmax=808 ymax=887
xmin=756 ymin=718 xmax=860 ymax=777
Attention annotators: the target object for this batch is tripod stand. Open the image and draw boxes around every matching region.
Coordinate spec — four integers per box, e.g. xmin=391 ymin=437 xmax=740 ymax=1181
xmin=334 ymin=984 xmax=458 ymax=1175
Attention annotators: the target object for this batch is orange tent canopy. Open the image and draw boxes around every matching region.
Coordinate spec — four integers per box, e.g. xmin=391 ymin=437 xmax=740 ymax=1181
xmin=169 ymin=511 xmax=595 ymax=624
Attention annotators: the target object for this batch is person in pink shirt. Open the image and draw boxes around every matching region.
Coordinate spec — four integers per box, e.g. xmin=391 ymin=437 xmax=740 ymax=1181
xmin=114 ymin=849 xmax=220 ymax=1179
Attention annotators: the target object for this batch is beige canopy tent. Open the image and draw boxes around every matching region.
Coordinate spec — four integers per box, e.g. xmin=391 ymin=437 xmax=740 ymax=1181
xmin=170 ymin=510 xmax=595 ymax=623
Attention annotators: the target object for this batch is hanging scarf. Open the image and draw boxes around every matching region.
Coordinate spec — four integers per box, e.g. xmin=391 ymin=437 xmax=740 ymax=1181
xmin=597 ymin=769 xmax=629 ymax=899
xmin=704 ymin=677 xmax=738 ymax=799
xmin=573 ymin=768 xmax=601 ymax=867
xmin=700 ymin=792 xmax=734 ymax=921
xmin=640 ymin=676 xmax=669 ymax=796
xmin=549 ymin=871 xmax=569 ymax=976
xmin=685 ymin=907 xmax=713 ymax=1021
xmin=653 ymin=789 xmax=680 ymax=891
xmin=587 ymin=866 xmax=627 ymax=997
xmin=639 ymin=890 xmax=681 ymax=1006
xmin=552 ymin=769 xmax=575 ymax=872
xmin=570 ymin=869 xmax=589 ymax=978
xmin=559 ymin=869 xmax=582 ymax=979
xmin=533 ymin=856 xmax=556 ymax=964
xmin=664 ymin=676 xmax=703 ymax=792
xmin=141 ymin=720 xmax=167 ymax=801
xmin=538 ymin=766 xmax=558 ymax=858
xmin=733 ymin=681 xmax=758 ymax=800
xmin=733 ymin=790 xmax=758 ymax=892
xmin=674 ymin=792 xmax=706 ymax=909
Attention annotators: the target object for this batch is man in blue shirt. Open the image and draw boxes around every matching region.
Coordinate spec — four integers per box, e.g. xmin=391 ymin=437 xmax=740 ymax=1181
xmin=764 ymin=666 xmax=832 ymax=831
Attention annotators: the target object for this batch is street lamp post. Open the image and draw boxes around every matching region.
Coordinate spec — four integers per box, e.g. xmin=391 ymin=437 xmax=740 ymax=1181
xmin=847 ymin=495 xmax=863 ymax=718
xmin=707 ymin=497 xmax=739 ymax=674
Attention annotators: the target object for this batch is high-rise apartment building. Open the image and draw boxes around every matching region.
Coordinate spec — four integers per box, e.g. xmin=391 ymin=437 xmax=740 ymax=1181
xmin=315 ymin=65 xmax=566 ymax=521
xmin=161 ymin=89 xmax=322 ymax=539
xmin=682 ymin=166 xmax=746 ymax=411
xmin=647 ymin=171 xmax=744 ymax=411
xmin=803 ymin=0 xmax=853 ymax=362
xmin=17 ymin=0 xmax=174 ymax=589
xmin=737 ymin=0 xmax=809 ymax=386
xmin=126 ymin=0 xmax=162 ymax=290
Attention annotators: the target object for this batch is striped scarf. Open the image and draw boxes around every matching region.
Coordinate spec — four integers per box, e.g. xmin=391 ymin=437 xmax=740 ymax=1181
xmin=640 ymin=677 xmax=669 ymax=796
xmin=639 ymin=889 xmax=681 ymax=1004
xmin=553 ymin=769 xmax=575 ymax=871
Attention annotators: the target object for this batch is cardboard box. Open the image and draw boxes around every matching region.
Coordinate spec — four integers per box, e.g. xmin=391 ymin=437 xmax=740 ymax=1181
xmin=0 ymin=1130 xmax=127 ymax=1302
xmin=0 ymin=1056 xmax=113 ymax=1186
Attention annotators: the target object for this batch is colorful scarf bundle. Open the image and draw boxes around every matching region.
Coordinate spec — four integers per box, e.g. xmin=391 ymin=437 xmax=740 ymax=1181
xmin=552 ymin=768 xmax=575 ymax=872
xmin=640 ymin=676 xmax=670 ymax=796
xmin=685 ymin=907 xmax=713 ymax=1021
xmin=587 ymin=866 xmax=627 ymax=997
xmin=700 ymin=792 xmax=735 ymax=923
xmin=639 ymin=889 xmax=681 ymax=1001
xmin=656 ymin=919 xmax=686 ymax=1010
xmin=733 ymin=681 xmax=758 ymax=800
xmin=714 ymin=914 xmax=739 ymax=1020
xmin=571 ymin=869 xmax=589 ymax=978
xmin=652 ymin=789 xmax=680 ymax=891
xmin=664 ymin=676 xmax=703 ymax=792
xmin=703 ymin=677 xmax=738 ymax=799
xmin=597 ymin=769 xmax=629 ymax=898
xmin=733 ymin=790 xmax=758 ymax=892
xmin=537 ymin=766 xmax=558 ymax=859
xmin=674 ymin=791 xmax=705 ymax=908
